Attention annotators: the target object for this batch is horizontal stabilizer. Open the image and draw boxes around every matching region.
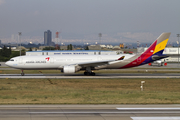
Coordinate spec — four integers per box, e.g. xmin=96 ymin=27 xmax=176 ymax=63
xmin=152 ymin=55 xmax=169 ymax=61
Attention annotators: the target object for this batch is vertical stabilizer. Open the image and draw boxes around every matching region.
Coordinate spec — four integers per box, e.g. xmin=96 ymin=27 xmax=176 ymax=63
xmin=121 ymin=32 xmax=171 ymax=68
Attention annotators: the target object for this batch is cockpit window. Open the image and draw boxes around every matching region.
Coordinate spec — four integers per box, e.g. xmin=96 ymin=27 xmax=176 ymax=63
xmin=9 ymin=59 xmax=14 ymax=61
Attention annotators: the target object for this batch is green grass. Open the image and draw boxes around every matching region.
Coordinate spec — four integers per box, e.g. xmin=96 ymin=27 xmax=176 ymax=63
xmin=0 ymin=78 xmax=180 ymax=104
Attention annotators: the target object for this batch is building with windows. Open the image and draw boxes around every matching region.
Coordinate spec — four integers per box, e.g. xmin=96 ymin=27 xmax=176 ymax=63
xmin=44 ymin=30 xmax=52 ymax=45
xmin=26 ymin=50 xmax=119 ymax=56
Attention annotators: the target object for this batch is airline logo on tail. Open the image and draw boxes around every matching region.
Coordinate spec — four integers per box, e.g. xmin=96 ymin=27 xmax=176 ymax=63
xmin=120 ymin=33 xmax=171 ymax=68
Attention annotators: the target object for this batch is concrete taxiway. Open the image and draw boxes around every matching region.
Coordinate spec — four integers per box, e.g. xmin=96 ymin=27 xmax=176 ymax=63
xmin=0 ymin=73 xmax=180 ymax=78
xmin=0 ymin=105 xmax=180 ymax=120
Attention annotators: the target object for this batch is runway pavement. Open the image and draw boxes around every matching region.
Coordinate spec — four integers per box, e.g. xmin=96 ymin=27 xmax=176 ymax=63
xmin=0 ymin=105 xmax=180 ymax=120
xmin=0 ymin=73 xmax=180 ymax=78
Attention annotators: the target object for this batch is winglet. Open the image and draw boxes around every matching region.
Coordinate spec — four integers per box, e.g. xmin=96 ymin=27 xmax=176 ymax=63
xmin=117 ymin=56 xmax=125 ymax=60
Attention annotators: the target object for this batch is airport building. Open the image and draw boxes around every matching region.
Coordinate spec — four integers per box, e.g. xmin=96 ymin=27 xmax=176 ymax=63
xmin=26 ymin=50 xmax=120 ymax=56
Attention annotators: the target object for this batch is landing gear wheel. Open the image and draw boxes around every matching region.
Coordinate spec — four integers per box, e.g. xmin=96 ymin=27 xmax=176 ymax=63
xmin=84 ymin=72 xmax=95 ymax=76
xmin=21 ymin=70 xmax=24 ymax=76
xmin=91 ymin=72 xmax=95 ymax=76
xmin=84 ymin=72 xmax=87 ymax=75
xmin=84 ymin=67 xmax=96 ymax=76
xmin=86 ymin=72 xmax=90 ymax=76
xmin=21 ymin=72 xmax=24 ymax=76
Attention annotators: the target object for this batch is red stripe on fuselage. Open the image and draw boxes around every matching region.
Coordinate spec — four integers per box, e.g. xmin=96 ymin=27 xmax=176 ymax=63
xmin=120 ymin=40 xmax=157 ymax=68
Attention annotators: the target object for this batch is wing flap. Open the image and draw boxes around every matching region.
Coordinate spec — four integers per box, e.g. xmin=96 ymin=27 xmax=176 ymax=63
xmin=76 ymin=60 xmax=111 ymax=67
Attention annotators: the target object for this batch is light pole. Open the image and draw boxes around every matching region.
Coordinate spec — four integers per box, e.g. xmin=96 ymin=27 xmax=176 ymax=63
xmin=99 ymin=33 xmax=102 ymax=55
xmin=18 ymin=32 xmax=22 ymax=56
xmin=177 ymin=34 xmax=180 ymax=66
xmin=137 ymin=41 xmax=139 ymax=54
xmin=140 ymin=81 xmax=145 ymax=91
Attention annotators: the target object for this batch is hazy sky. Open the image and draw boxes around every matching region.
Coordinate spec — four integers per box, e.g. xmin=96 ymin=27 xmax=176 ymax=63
xmin=0 ymin=0 xmax=180 ymax=44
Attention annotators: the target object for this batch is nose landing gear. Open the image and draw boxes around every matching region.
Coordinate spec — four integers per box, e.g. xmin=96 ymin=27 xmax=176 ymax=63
xmin=21 ymin=70 xmax=25 ymax=76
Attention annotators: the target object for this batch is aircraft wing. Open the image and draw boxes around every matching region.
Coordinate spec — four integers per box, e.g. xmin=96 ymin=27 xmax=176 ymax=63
xmin=72 ymin=56 xmax=125 ymax=68
xmin=76 ymin=60 xmax=111 ymax=68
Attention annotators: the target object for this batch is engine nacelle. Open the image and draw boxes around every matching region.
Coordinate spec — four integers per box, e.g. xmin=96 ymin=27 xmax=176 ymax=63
xmin=63 ymin=65 xmax=76 ymax=73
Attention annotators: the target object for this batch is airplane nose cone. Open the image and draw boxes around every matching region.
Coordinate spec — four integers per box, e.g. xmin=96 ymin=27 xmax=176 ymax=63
xmin=5 ymin=61 xmax=8 ymax=65
xmin=5 ymin=61 xmax=10 ymax=67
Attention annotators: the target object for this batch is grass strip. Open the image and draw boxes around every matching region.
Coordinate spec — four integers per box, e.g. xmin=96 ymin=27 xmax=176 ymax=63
xmin=0 ymin=78 xmax=180 ymax=104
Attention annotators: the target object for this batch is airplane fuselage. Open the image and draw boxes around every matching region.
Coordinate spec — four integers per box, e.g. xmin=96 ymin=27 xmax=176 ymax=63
xmin=5 ymin=54 xmax=135 ymax=70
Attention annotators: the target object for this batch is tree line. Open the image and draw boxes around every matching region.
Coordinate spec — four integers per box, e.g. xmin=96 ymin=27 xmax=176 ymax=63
xmin=0 ymin=46 xmax=20 ymax=61
xmin=43 ymin=44 xmax=73 ymax=50
xmin=43 ymin=44 xmax=89 ymax=50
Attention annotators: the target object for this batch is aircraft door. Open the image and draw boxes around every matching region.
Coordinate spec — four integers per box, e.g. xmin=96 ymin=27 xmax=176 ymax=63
xmin=19 ymin=58 xmax=23 ymax=64
xmin=50 ymin=57 xmax=54 ymax=63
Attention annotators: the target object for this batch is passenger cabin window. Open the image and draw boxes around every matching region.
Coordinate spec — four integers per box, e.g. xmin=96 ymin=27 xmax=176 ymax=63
xmin=42 ymin=52 xmax=44 ymax=55
xmin=46 ymin=52 xmax=48 ymax=55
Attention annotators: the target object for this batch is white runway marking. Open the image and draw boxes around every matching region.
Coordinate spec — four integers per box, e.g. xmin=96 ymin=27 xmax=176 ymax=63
xmin=117 ymin=108 xmax=180 ymax=110
xmin=27 ymin=108 xmax=180 ymax=114
xmin=29 ymin=111 xmax=180 ymax=114
xmin=131 ymin=117 xmax=180 ymax=120
xmin=29 ymin=112 xmax=122 ymax=114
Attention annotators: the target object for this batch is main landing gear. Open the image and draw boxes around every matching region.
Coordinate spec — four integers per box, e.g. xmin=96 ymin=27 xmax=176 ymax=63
xmin=84 ymin=67 xmax=96 ymax=76
xmin=84 ymin=71 xmax=95 ymax=76
xmin=21 ymin=70 xmax=25 ymax=76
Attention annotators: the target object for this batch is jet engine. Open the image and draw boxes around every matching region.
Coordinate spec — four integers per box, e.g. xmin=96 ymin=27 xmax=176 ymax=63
xmin=62 ymin=65 xmax=76 ymax=73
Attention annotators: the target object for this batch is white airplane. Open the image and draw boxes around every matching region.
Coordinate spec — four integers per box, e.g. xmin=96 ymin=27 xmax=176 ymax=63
xmin=5 ymin=33 xmax=171 ymax=76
